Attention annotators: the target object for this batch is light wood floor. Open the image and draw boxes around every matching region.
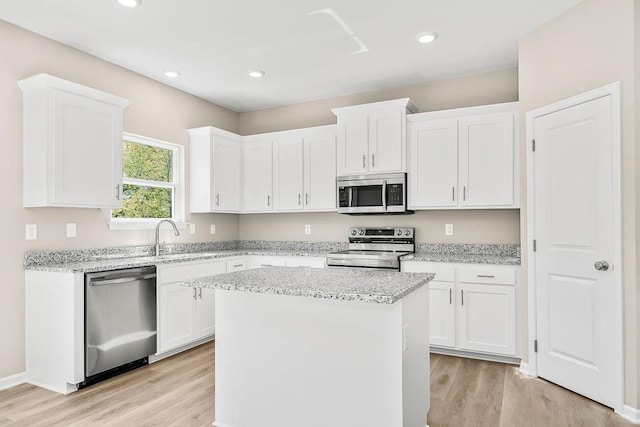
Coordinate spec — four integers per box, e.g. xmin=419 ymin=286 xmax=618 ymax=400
xmin=0 ymin=341 xmax=633 ymax=426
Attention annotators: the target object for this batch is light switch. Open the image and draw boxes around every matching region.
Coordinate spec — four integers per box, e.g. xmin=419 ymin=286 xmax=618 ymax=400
xmin=305 ymin=224 xmax=311 ymax=235
xmin=25 ymin=224 xmax=37 ymax=240
xmin=210 ymin=224 xmax=216 ymax=235
xmin=66 ymin=223 xmax=77 ymax=238
xmin=189 ymin=223 xmax=196 ymax=234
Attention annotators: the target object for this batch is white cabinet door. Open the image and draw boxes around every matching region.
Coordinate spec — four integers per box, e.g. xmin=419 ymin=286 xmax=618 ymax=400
xmin=459 ymin=113 xmax=514 ymax=207
xmin=408 ymin=119 xmax=458 ymax=208
xmin=429 ymin=281 xmax=456 ymax=348
xmin=304 ymin=133 xmax=336 ymax=211
xmin=196 ymin=287 xmax=216 ymax=337
xmin=337 ymin=114 xmax=369 ymax=175
xmin=215 ymin=137 xmax=242 ymax=211
xmin=457 ymin=283 xmax=516 ymax=356
xmin=273 ymin=137 xmax=304 ymax=211
xmin=158 ymin=283 xmax=197 ymax=353
xmin=19 ymin=74 xmax=129 ymax=208
xmin=369 ymin=110 xmax=403 ymax=173
xmin=243 ymin=141 xmax=273 ymax=212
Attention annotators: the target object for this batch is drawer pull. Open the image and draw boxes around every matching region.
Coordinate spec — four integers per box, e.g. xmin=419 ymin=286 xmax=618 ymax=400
xmin=449 ymin=288 xmax=452 ymax=305
xmin=477 ymin=274 xmax=496 ymax=278
xmin=461 ymin=289 xmax=464 ymax=306
xmin=233 ymin=264 xmax=243 ymax=268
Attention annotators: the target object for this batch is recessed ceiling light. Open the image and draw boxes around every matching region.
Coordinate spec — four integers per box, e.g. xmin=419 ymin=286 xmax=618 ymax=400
xmin=164 ymin=70 xmax=181 ymax=78
xmin=248 ymin=70 xmax=265 ymax=78
xmin=417 ymin=32 xmax=438 ymax=44
xmin=117 ymin=0 xmax=142 ymax=7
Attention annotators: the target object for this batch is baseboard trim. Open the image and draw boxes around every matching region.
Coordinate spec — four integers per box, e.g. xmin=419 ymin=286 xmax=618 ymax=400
xmin=430 ymin=347 xmax=520 ymax=365
xmin=0 ymin=371 xmax=26 ymax=391
xmin=518 ymin=362 xmax=534 ymax=377
xmin=149 ymin=335 xmax=214 ymax=364
xmin=621 ymin=405 xmax=640 ymax=424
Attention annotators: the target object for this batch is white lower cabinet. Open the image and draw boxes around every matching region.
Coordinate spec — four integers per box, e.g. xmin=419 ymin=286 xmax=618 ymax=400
xmin=157 ymin=260 xmax=227 ymax=354
xmin=401 ymin=261 xmax=518 ymax=358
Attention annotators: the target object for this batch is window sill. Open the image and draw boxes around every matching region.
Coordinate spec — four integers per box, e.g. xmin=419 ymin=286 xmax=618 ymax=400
xmin=108 ymin=220 xmax=188 ymax=231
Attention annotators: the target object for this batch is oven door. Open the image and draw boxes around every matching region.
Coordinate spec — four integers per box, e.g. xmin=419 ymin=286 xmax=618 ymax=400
xmin=337 ymin=177 xmax=386 ymax=214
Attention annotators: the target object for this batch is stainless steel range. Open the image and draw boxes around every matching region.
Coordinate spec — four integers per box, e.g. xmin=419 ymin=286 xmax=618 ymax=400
xmin=326 ymin=227 xmax=415 ymax=271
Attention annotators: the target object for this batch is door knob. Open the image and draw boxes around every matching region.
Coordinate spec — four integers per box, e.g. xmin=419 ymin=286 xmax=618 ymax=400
xmin=594 ymin=260 xmax=609 ymax=271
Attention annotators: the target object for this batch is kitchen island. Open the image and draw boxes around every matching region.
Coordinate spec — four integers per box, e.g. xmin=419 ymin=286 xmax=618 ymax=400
xmin=185 ymin=266 xmax=433 ymax=427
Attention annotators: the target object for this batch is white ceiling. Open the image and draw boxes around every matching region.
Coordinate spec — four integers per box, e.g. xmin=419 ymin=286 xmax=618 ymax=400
xmin=0 ymin=0 xmax=582 ymax=112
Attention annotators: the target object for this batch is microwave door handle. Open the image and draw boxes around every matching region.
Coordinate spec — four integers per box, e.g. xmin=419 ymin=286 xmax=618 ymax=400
xmin=382 ymin=180 xmax=387 ymax=211
xmin=348 ymin=187 xmax=353 ymax=207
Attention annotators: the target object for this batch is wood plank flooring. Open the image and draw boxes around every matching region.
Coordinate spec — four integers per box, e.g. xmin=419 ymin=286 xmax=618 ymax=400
xmin=0 ymin=342 xmax=633 ymax=426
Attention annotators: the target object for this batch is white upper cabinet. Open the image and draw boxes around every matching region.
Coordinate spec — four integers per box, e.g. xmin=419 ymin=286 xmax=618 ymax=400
xmin=408 ymin=103 xmax=519 ymax=209
xmin=332 ymin=98 xmax=417 ymax=175
xmin=459 ymin=113 xmax=514 ymax=207
xmin=188 ymin=126 xmax=242 ymax=213
xmin=18 ymin=74 xmax=130 ymax=208
xmin=243 ymin=140 xmax=274 ymax=212
xmin=409 ymin=119 xmax=458 ymax=207
xmin=273 ymin=137 xmax=304 ymax=211
xmin=303 ymin=132 xmax=336 ymax=211
xmin=245 ymin=126 xmax=337 ymax=213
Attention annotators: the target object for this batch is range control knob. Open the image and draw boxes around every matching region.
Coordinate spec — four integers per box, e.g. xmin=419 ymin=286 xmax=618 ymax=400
xmin=404 ymin=229 xmax=411 ymax=236
xmin=350 ymin=229 xmax=357 ymax=236
xmin=359 ymin=229 xmax=365 ymax=236
xmin=396 ymin=229 xmax=402 ymax=236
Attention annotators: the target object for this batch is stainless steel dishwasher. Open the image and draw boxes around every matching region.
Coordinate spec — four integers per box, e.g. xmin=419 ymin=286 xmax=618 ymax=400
xmin=83 ymin=266 xmax=157 ymax=386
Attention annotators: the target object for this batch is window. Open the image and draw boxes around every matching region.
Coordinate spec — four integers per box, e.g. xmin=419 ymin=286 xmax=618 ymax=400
xmin=110 ymin=133 xmax=183 ymax=226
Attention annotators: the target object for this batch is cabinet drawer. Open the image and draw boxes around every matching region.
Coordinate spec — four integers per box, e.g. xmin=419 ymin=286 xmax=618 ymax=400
xmin=159 ymin=261 xmax=226 ymax=284
xmin=457 ymin=265 xmax=516 ymax=285
xmin=402 ymin=262 xmax=455 ymax=282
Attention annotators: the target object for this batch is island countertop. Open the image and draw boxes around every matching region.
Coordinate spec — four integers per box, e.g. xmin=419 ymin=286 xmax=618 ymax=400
xmin=184 ymin=266 xmax=434 ymax=305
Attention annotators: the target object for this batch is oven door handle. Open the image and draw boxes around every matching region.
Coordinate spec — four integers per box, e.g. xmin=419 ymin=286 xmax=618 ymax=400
xmin=382 ymin=180 xmax=387 ymax=211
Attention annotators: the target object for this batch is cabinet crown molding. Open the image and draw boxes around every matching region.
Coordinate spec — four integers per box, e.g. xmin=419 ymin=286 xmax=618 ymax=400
xmin=331 ymin=98 xmax=418 ymax=116
xmin=18 ymin=73 xmax=130 ymax=108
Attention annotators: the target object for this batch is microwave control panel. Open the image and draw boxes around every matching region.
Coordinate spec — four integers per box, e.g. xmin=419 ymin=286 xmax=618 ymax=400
xmin=387 ymin=184 xmax=404 ymax=206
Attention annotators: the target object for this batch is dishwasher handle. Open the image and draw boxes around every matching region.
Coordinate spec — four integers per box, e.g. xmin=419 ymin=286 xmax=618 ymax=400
xmin=89 ymin=273 xmax=156 ymax=286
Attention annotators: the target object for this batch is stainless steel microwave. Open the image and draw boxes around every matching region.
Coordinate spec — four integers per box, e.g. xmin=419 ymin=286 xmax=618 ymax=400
xmin=337 ymin=173 xmax=412 ymax=215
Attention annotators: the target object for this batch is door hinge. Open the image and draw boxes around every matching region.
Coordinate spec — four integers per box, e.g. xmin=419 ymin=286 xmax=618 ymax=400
xmin=533 ymin=240 xmax=537 ymax=252
xmin=534 ymin=340 xmax=538 ymax=353
xmin=532 ymin=139 xmax=536 ymax=152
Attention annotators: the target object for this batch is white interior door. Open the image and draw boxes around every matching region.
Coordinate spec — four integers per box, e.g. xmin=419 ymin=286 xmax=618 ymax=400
xmin=532 ymin=95 xmax=618 ymax=408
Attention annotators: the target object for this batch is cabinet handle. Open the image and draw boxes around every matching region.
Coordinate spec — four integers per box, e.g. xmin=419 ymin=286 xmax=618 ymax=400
xmin=371 ymin=154 xmax=375 ymax=168
xmin=463 ymin=186 xmax=467 ymax=201
xmin=193 ymin=288 xmax=197 ymax=300
xmin=305 ymin=193 xmax=309 ymax=205
xmin=267 ymin=195 xmax=271 ymax=207
xmin=115 ymin=184 xmax=120 ymax=200
xmin=233 ymin=264 xmax=243 ymax=268
xmin=477 ymin=274 xmax=496 ymax=278
xmin=461 ymin=289 xmax=464 ymax=306
xmin=449 ymin=288 xmax=452 ymax=305
xmin=298 ymin=193 xmax=302 ymax=206
xmin=198 ymin=288 xmax=202 ymax=299
xmin=362 ymin=154 xmax=366 ymax=169
xmin=452 ymin=187 xmax=455 ymax=202
xmin=216 ymin=194 xmax=220 ymax=207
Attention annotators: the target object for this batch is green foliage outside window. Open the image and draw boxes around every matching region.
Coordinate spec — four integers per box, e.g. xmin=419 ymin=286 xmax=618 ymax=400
xmin=112 ymin=140 xmax=175 ymax=219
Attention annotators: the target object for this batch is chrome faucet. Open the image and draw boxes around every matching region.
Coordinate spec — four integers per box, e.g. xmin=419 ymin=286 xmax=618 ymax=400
xmin=155 ymin=219 xmax=180 ymax=256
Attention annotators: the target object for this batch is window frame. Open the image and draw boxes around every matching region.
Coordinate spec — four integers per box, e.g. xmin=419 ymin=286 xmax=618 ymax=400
xmin=108 ymin=132 xmax=185 ymax=230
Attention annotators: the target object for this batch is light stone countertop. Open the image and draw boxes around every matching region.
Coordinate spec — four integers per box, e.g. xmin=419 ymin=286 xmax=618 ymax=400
xmin=184 ymin=266 xmax=434 ymax=304
xmin=24 ymin=250 xmax=330 ymax=273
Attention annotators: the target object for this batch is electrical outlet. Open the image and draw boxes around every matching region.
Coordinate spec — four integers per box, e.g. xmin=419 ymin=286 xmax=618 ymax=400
xmin=189 ymin=223 xmax=196 ymax=234
xmin=25 ymin=224 xmax=37 ymax=240
xmin=66 ymin=223 xmax=77 ymax=238
xmin=304 ymin=224 xmax=311 ymax=235
xmin=445 ymin=223 xmax=454 ymax=236
xmin=210 ymin=224 xmax=216 ymax=235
